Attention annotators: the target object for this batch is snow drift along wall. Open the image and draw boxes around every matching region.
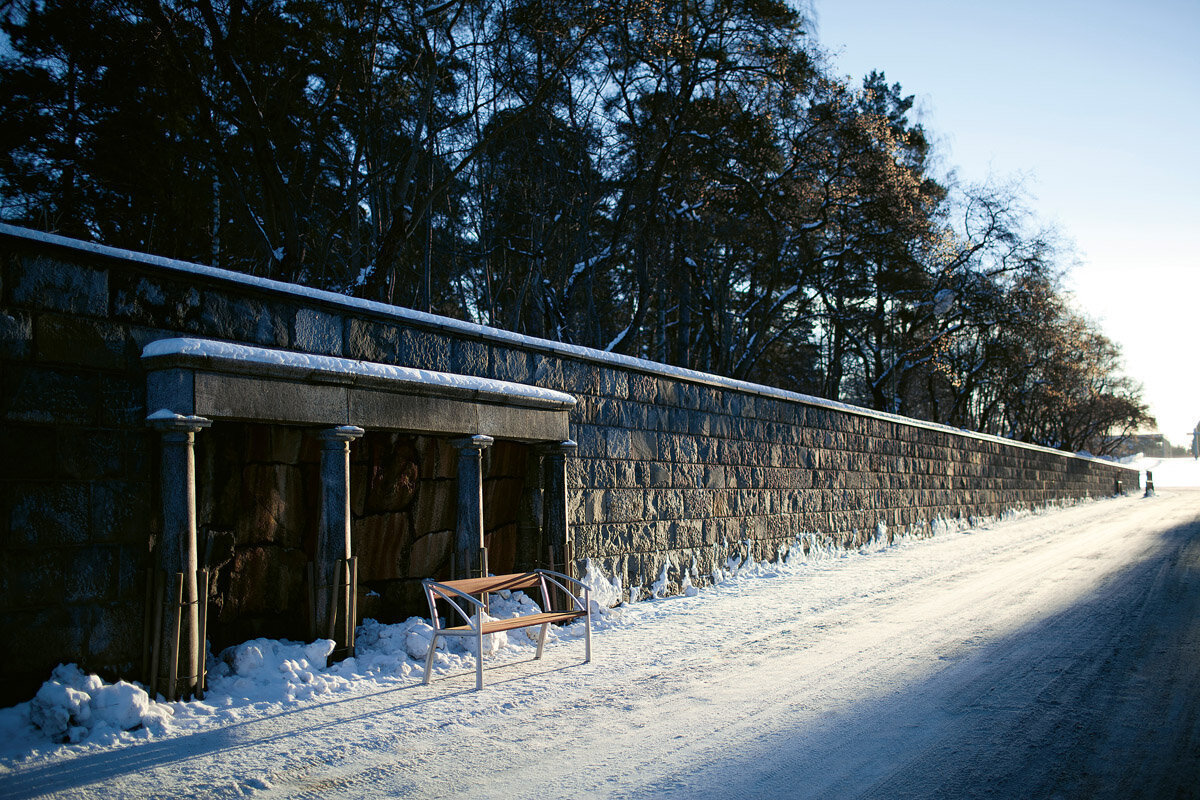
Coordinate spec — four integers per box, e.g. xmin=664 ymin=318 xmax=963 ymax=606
xmin=0 ymin=224 xmax=1137 ymax=705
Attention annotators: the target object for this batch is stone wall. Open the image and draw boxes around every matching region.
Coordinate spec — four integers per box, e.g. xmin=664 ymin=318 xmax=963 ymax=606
xmin=0 ymin=225 xmax=1138 ymax=705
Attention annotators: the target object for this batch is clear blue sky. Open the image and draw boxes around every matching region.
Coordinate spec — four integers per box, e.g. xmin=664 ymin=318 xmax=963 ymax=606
xmin=813 ymin=0 xmax=1200 ymax=448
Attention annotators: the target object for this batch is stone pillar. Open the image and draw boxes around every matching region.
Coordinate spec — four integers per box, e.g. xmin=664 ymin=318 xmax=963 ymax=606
xmin=539 ymin=440 xmax=577 ymax=579
xmin=149 ymin=411 xmax=211 ymax=699
xmin=452 ymin=435 xmax=494 ymax=579
xmin=317 ymin=425 xmax=364 ymax=656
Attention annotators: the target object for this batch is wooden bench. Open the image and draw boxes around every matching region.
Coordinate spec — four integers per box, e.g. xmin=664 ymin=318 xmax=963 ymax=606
xmin=421 ymin=570 xmax=592 ymax=690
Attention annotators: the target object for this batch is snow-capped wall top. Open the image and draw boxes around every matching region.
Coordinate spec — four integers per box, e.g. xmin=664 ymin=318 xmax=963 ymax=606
xmin=3 ymin=223 xmax=1132 ymax=469
xmin=141 ymin=337 xmax=576 ymax=408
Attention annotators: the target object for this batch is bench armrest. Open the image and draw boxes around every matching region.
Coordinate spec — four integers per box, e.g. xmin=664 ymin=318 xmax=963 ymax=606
xmin=536 ymin=569 xmax=591 ymax=614
xmin=422 ymin=579 xmax=486 ymax=632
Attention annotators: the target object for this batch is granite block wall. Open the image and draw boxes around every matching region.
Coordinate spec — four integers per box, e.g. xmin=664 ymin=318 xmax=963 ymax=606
xmin=0 ymin=225 xmax=1138 ymax=705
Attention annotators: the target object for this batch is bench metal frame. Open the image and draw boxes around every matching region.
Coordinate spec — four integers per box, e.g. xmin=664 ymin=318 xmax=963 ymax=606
xmin=421 ymin=570 xmax=592 ymax=690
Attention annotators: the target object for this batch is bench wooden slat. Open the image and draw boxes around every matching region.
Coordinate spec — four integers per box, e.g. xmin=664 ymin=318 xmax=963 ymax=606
xmin=439 ymin=609 xmax=588 ymax=633
xmin=439 ymin=610 xmax=585 ymax=635
xmin=433 ymin=572 xmax=542 ymax=596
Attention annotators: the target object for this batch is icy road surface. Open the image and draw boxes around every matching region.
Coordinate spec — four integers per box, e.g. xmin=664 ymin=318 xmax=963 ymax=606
xmin=6 ymin=489 xmax=1200 ymax=799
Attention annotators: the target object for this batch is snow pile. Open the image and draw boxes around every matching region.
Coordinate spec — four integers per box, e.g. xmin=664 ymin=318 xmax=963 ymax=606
xmin=207 ymin=638 xmax=347 ymax=704
xmin=582 ymin=559 xmax=624 ymax=611
xmin=26 ymin=665 xmax=172 ymax=744
xmin=2 ymin=590 xmax=600 ymax=755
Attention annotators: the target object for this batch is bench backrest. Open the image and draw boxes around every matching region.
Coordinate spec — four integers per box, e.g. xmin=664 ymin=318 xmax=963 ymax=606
xmin=436 ymin=572 xmax=542 ymax=597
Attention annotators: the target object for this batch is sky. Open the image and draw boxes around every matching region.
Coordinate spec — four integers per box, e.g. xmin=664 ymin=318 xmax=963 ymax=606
xmin=813 ymin=0 xmax=1200 ymax=447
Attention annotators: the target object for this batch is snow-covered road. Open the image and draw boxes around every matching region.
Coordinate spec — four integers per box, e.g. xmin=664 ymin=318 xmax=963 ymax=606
xmin=6 ymin=488 xmax=1200 ymax=799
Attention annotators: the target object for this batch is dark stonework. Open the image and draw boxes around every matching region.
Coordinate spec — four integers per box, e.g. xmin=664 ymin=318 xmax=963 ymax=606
xmin=0 ymin=226 xmax=1138 ymax=706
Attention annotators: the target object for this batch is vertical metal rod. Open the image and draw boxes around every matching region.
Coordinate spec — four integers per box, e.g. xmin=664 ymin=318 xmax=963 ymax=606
xmin=327 ymin=560 xmax=340 ymax=642
xmin=585 ymin=591 xmax=592 ymax=663
xmin=167 ymin=572 xmax=184 ymax=701
xmin=149 ymin=570 xmax=165 ymax=696
xmin=475 ymin=626 xmax=484 ymax=691
xmin=348 ymin=557 xmax=358 ymax=654
xmin=342 ymin=558 xmax=351 ymax=653
xmin=197 ymin=568 xmax=209 ymax=699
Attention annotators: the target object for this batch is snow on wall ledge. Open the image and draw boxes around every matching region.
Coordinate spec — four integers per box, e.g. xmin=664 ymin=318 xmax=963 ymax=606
xmin=0 ymin=224 xmax=1137 ymax=707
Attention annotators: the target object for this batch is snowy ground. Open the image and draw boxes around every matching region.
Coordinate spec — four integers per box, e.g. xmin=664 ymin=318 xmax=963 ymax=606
xmin=3 ymin=484 xmax=1200 ymax=798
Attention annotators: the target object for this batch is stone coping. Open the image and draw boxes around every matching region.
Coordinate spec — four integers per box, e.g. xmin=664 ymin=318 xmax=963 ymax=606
xmin=142 ymin=338 xmax=573 ymax=441
xmin=3 ymin=224 xmax=1137 ymax=471
xmin=142 ymin=338 xmax=576 ymax=411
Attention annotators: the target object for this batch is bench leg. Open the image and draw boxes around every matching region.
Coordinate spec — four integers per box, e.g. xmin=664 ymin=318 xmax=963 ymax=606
xmin=423 ymin=633 xmax=440 ymax=685
xmin=475 ymin=628 xmax=484 ymax=691
xmin=536 ymin=623 xmax=549 ymax=659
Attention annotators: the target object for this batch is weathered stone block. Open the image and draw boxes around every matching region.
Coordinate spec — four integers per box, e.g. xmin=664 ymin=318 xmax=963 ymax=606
xmin=605 ymin=489 xmax=645 ymax=523
xmin=35 ymin=314 xmax=129 ymax=370
xmin=398 ymin=328 xmax=452 ymax=372
xmin=11 ymin=256 xmax=108 ymax=316
xmin=673 ymin=463 xmax=702 ymax=488
xmin=680 ymin=489 xmax=712 ymax=519
xmin=488 ymin=345 xmax=530 ymax=382
xmin=236 ymin=463 xmax=308 ymax=548
xmin=199 ymin=293 xmax=289 ymax=347
xmin=57 ymin=428 xmax=123 ymax=480
xmin=5 ymin=549 xmax=64 ymax=606
xmin=98 ymin=375 xmax=145 ymax=427
xmin=627 ymin=373 xmax=657 ymax=403
xmin=553 ymin=359 xmax=592 ymax=395
xmin=3 ymin=365 xmax=97 ymax=425
xmin=222 ymin=545 xmax=307 ymax=618
xmin=628 ymin=429 xmax=658 ymax=460
xmin=65 ymin=547 xmax=116 ymax=603
xmin=0 ymin=309 xmax=32 ymax=359
xmin=604 ymin=428 xmax=631 ymax=460
xmin=412 ymin=478 xmax=456 ymax=536
xmin=243 ymin=424 xmax=308 ymax=465
xmin=346 ymin=318 xmax=400 ymax=362
xmin=293 ymin=308 xmax=344 ymax=356
xmin=111 ymin=273 xmax=201 ymax=328
xmin=90 ymin=481 xmax=150 ymax=543
xmin=114 ymin=544 xmax=147 ymax=601
xmin=0 ymin=606 xmax=85 ymax=699
xmin=644 ymin=489 xmax=684 ymax=520
xmin=612 ymin=461 xmax=639 ymax=489
xmin=599 ymin=370 xmax=628 ymax=399
xmin=572 ymin=424 xmax=605 ymax=458
xmin=85 ymin=601 xmax=142 ymax=666
xmin=353 ymin=513 xmax=411 ymax=581
xmin=9 ymin=483 xmax=90 ymax=546
xmin=409 ymin=529 xmax=452 ymax=576
xmin=361 ymin=436 xmax=419 ymax=514
xmin=531 ymin=354 xmax=566 ymax=389
xmin=451 ymin=339 xmax=488 ymax=376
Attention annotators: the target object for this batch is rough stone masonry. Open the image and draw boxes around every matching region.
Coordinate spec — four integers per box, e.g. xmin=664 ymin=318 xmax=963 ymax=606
xmin=0 ymin=224 xmax=1138 ymax=706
